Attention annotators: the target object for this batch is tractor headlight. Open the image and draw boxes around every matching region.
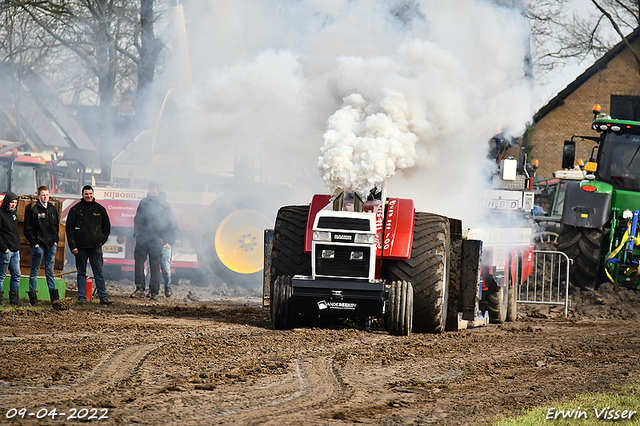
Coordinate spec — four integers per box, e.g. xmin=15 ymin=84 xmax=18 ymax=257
xmin=313 ymin=231 xmax=331 ymax=241
xmin=321 ymin=249 xmax=335 ymax=259
xmin=350 ymin=251 xmax=364 ymax=261
xmin=354 ymin=233 xmax=375 ymax=244
xmin=623 ymin=209 xmax=633 ymax=219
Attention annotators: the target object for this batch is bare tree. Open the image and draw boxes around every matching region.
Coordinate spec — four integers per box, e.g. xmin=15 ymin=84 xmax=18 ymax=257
xmin=0 ymin=0 xmax=166 ymax=107
xmin=527 ymin=0 xmax=640 ymax=75
xmin=589 ymin=0 xmax=640 ymax=73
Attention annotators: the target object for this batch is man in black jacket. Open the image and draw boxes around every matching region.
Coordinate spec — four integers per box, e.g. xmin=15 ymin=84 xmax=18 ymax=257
xmin=0 ymin=191 xmax=22 ymax=306
xmin=66 ymin=185 xmax=113 ymax=305
xmin=24 ymin=185 xmax=60 ymax=306
xmin=132 ymin=183 xmax=176 ymax=300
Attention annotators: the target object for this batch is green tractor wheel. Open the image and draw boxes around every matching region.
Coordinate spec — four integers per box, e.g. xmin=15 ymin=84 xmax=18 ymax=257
xmin=557 ymin=224 xmax=604 ymax=291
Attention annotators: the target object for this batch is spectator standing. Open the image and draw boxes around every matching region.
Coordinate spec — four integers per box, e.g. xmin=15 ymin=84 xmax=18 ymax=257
xmin=24 ymin=186 xmax=60 ymax=306
xmin=0 ymin=191 xmax=21 ymax=306
xmin=132 ymin=183 xmax=176 ymax=300
xmin=158 ymin=191 xmax=177 ymax=297
xmin=66 ymin=185 xmax=113 ymax=305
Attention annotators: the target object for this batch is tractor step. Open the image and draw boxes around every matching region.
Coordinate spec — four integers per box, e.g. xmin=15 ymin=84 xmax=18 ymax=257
xmin=456 ymin=311 xmax=489 ymax=330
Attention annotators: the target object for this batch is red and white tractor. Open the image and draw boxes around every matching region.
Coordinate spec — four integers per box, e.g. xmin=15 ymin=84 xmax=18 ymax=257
xmin=264 ymin=187 xmax=488 ymax=335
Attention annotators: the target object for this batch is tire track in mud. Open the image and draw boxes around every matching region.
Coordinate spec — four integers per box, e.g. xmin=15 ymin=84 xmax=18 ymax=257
xmin=70 ymin=342 xmax=164 ymax=399
xmin=117 ymin=331 xmax=372 ymax=425
xmin=113 ymin=354 xmax=347 ymax=424
xmin=1 ymin=342 xmax=163 ymax=406
xmin=171 ymin=354 xmax=348 ymax=424
xmin=177 ymin=334 xmax=419 ymax=424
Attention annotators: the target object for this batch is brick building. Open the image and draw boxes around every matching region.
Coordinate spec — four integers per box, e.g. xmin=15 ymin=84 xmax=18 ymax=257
xmin=532 ymin=27 xmax=640 ymax=179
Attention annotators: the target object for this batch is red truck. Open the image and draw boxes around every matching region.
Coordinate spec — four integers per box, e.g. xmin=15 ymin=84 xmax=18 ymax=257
xmin=58 ymin=187 xmax=220 ymax=281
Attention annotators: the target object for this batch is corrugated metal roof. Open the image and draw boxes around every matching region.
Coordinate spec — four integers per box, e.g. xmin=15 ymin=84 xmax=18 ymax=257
xmin=0 ymin=67 xmax=100 ymax=168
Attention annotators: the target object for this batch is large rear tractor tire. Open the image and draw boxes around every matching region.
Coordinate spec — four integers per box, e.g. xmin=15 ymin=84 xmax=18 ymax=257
xmin=386 ymin=281 xmax=413 ymax=336
xmin=383 ymin=213 xmax=450 ymax=333
xmin=269 ymin=205 xmax=312 ymax=287
xmin=557 ymin=224 xmax=603 ymax=291
xmin=271 ymin=275 xmax=294 ymax=330
xmin=269 ymin=205 xmax=311 ymax=325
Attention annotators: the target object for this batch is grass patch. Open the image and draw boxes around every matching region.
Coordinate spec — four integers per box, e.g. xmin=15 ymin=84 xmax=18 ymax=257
xmin=496 ymin=382 xmax=640 ymax=425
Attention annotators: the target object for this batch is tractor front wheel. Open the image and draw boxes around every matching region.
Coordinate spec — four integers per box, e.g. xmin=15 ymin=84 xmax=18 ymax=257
xmin=482 ymin=280 xmax=508 ymax=324
xmin=506 ymin=256 xmax=520 ymax=322
xmin=386 ymin=281 xmax=413 ymax=336
xmin=271 ymin=275 xmax=294 ymax=330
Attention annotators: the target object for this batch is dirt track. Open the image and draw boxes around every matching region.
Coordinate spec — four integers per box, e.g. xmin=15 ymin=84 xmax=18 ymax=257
xmin=1 ymin=280 xmax=639 ymax=425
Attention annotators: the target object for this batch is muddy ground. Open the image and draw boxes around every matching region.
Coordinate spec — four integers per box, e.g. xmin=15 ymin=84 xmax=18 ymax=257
xmin=1 ymin=279 xmax=639 ymax=425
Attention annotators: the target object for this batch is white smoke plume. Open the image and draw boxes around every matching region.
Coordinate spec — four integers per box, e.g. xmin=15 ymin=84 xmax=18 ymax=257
xmin=144 ymin=0 xmax=533 ymax=226
xmin=311 ymin=1 xmax=533 ymax=224
xmin=318 ymin=91 xmax=420 ymax=196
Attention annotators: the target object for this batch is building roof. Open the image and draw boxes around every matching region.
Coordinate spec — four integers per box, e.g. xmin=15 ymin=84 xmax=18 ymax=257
xmin=0 ymin=66 xmax=100 ymax=169
xmin=533 ymin=26 xmax=640 ymax=123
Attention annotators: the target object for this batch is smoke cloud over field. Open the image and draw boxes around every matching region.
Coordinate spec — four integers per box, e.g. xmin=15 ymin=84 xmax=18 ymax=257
xmin=318 ymin=91 xmax=419 ymax=195
xmin=153 ymin=0 xmax=533 ymax=226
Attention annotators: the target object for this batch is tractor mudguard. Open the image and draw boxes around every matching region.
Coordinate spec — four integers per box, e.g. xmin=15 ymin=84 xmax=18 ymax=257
xmin=561 ymin=182 xmax=611 ymax=228
xmin=382 ymin=198 xmax=415 ymax=259
xmin=303 ymin=195 xmax=414 ymax=259
xmin=521 ymin=245 xmax=534 ymax=282
xmin=304 ymin=194 xmax=332 ymax=253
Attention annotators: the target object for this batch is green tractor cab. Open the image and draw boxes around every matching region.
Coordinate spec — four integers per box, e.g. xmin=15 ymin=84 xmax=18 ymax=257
xmin=558 ymin=105 xmax=640 ymax=290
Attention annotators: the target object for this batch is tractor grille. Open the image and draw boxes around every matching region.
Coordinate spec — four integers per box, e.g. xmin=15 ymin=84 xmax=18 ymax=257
xmin=317 ymin=217 xmax=370 ymax=231
xmin=315 ymin=244 xmax=371 ymax=278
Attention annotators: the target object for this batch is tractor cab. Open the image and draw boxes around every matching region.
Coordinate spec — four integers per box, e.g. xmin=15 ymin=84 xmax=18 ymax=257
xmin=0 ymin=148 xmax=55 ymax=196
xmin=590 ymin=121 xmax=640 ymax=191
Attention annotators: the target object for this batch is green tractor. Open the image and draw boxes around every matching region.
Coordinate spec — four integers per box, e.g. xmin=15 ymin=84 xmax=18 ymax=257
xmin=558 ymin=105 xmax=640 ymax=290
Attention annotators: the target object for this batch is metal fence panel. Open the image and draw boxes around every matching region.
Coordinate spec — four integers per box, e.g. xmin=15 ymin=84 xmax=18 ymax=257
xmin=518 ymin=250 xmax=572 ymax=316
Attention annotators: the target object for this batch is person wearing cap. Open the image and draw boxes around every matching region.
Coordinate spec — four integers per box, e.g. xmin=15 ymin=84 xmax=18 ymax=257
xmin=66 ymin=185 xmax=113 ymax=306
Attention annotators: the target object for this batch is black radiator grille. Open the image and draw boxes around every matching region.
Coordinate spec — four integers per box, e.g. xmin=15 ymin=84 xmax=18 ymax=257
xmin=315 ymin=244 xmax=371 ymax=278
xmin=317 ymin=217 xmax=370 ymax=231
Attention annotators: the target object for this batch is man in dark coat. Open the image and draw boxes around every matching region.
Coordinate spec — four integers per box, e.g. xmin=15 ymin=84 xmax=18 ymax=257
xmin=66 ymin=185 xmax=112 ymax=305
xmin=24 ymin=185 xmax=60 ymax=306
xmin=132 ymin=183 xmax=176 ymax=299
xmin=0 ymin=191 xmax=21 ymax=306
